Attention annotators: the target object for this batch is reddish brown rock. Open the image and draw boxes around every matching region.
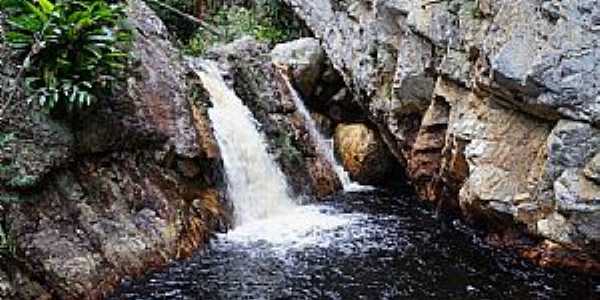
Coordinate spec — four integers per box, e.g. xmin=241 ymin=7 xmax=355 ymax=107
xmin=408 ymin=96 xmax=451 ymax=205
xmin=0 ymin=1 xmax=229 ymax=298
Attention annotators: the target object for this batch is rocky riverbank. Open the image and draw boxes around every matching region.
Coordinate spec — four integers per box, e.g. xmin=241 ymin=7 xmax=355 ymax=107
xmin=283 ymin=0 xmax=600 ymax=273
xmin=0 ymin=1 xmax=348 ymax=297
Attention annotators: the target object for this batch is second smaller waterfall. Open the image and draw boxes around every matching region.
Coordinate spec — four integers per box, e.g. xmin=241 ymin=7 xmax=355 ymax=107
xmin=281 ymin=75 xmax=373 ymax=192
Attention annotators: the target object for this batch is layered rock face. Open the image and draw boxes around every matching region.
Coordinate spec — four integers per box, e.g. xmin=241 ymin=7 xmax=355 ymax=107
xmin=0 ymin=1 xmax=230 ymax=298
xmin=204 ymin=37 xmax=342 ymax=199
xmin=284 ymin=0 xmax=600 ymax=272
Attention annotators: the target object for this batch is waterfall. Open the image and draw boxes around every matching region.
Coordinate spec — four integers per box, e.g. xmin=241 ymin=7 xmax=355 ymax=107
xmin=195 ymin=61 xmax=296 ymax=226
xmin=192 ymin=60 xmax=355 ymax=247
xmin=281 ymin=75 xmax=373 ymax=192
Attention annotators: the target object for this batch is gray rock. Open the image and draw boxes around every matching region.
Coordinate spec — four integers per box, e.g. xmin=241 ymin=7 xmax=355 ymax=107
xmin=584 ymin=153 xmax=600 ymax=184
xmin=545 ymin=120 xmax=600 ymax=184
xmin=537 ymin=212 xmax=576 ymax=244
xmin=393 ymin=33 xmax=434 ymax=112
xmin=552 ymin=169 xmax=600 ymax=250
xmin=271 ymin=38 xmax=325 ymax=96
xmin=554 ymin=169 xmax=600 ymax=213
xmin=286 ymin=0 xmax=600 ymax=271
xmin=207 ymin=37 xmax=342 ymax=198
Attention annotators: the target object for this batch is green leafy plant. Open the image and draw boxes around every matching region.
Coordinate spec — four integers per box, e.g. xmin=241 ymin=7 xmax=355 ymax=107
xmin=0 ymin=0 xmax=132 ymax=112
xmin=254 ymin=0 xmax=305 ymax=42
xmin=146 ymin=0 xmax=197 ymax=40
xmin=146 ymin=0 xmax=306 ymax=56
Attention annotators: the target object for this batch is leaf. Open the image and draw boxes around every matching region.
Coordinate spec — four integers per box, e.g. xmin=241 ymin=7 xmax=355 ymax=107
xmin=24 ymin=1 xmax=47 ymax=22
xmin=83 ymin=45 xmax=102 ymax=59
xmin=38 ymin=0 xmax=54 ymax=14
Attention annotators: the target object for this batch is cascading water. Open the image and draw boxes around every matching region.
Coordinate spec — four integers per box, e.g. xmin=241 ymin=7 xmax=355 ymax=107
xmin=193 ymin=60 xmax=352 ymax=245
xmin=195 ymin=61 xmax=295 ymax=226
xmin=280 ymin=74 xmax=373 ymax=192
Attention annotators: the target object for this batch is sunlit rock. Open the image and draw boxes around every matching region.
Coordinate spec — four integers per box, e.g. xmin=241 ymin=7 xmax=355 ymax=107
xmin=334 ymin=123 xmax=393 ymax=185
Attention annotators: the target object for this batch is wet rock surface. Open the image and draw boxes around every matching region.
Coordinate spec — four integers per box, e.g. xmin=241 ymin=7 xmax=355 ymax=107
xmin=284 ymin=0 xmax=600 ymax=271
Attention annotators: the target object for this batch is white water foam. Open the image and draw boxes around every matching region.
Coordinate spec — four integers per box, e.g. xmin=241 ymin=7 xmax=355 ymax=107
xmin=223 ymin=205 xmax=362 ymax=249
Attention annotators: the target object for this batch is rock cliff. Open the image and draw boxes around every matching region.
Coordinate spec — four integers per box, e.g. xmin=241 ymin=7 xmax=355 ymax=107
xmin=284 ymin=0 xmax=600 ymax=272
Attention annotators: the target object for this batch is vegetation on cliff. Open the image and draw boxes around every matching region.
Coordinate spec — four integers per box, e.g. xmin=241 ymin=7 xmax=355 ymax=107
xmin=148 ymin=0 xmax=307 ymax=55
xmin=0 ymin=0 xmax=132 ymax=113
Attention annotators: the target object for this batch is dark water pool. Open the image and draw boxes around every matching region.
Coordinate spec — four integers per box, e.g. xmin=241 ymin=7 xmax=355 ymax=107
xmin=110 ymin=191 xmax=599 ymax=299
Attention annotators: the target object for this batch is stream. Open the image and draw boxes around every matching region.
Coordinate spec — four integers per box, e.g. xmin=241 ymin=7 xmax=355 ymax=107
xmin=110 ymin=190 xmax=598 ymax=299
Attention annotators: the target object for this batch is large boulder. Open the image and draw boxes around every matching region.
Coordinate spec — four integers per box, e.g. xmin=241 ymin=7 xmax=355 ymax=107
xmin=334 ymin=123 xmax=393 ymax=185
xmin=535 ymin=120 xmax=600 ymax=256
xmin=270 ymin=37 xmax=365 ymax=125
